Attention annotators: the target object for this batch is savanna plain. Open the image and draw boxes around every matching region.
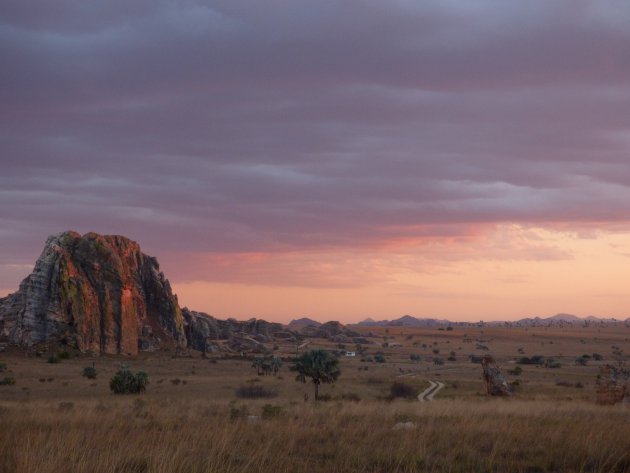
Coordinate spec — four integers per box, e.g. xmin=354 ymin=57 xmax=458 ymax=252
xmin=1 ymin=324 xmax=629 ymax=473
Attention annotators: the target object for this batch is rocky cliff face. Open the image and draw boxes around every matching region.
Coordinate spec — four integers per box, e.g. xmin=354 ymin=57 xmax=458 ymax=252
xmin=182 ymin=308 xmax=286 ymax=352
xmin=0 ymin=231 xmax=186 ymax=355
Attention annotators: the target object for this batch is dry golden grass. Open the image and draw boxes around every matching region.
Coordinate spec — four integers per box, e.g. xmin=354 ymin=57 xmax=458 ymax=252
xmin=0 ymin=324 xmax=629 ymax=472
xmin=1 ymin=398 xmax=629 ymax=472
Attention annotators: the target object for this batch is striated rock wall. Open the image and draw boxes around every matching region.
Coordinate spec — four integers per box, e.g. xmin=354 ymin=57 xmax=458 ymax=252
xmin=182 ymin=308 xmax=284 ymax=351
xmin=0 ymin=231 xmax=186 ymax=355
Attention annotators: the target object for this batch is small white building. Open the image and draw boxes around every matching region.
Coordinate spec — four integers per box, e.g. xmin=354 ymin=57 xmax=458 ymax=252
xmin=345 ymin=351 xmax=356 ymax=357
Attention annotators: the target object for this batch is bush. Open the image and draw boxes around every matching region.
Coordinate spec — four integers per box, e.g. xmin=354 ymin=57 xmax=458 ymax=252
xmin=517 ymin=356 xmax=544 ymax=365
xmin=545 ymin=359 xmax=562 ymax=369
xmin=575 ymin=356 xmax=588 ymax=366
xmin=374 ymin=353 xmax=386 ymax=363
xmin=508 ymin=366 xmax=523 ymax=376
xmin=47 ymin=355 xmax=59 ymax=364
xmin=235 ymin=385 xmax=277 ymax=399
xmin=0 ymin=377 xmax=16 ymax=386
xmin=592 ymin=353 xmax=603 ymax=361
xmin=390 ymin=382 xmax=417 ymax=399
xmin=58 ymin=351 xmax=71 ymax=360
xmin=0 ymin=363 xmax=6 ymax=372
xmin=109 ymin=366 xmax=149 ymax=394
xmin=83 ymin=366 xmax=97 ymax=380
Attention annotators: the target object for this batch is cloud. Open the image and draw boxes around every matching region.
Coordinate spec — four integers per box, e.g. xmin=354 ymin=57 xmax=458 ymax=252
xmin=1 ymin=0 xmax=630 ymax=287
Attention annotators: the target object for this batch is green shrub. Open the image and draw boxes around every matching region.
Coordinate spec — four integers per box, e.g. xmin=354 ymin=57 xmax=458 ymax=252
xmin=47 ymin=355 xmax=59 ymax=364
xmin=0 ymin=377 xmax=16 ymax=386
xmin=58 ymin=351 xmax=71 ymax=360
xmin=374 ymin=353 xmax=386 ymax=363
xmin=109 ymin=366 xmax=149 ymax=394
xmin=83 ymin=366 xmax=97 ymax=380
xmin=575 ymin=356 xmax=588 ymax=366
xmin=0 ymin=363 xmax=6 ymax=372
xmin=508 ymin=366 xmax=523 ymax=376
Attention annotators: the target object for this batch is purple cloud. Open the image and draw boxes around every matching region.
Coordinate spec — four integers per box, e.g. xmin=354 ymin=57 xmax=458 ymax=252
xmin=1 ymin=0 xmax=630 ymax=290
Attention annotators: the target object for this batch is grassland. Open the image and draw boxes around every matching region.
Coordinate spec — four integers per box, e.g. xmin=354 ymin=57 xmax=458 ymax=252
xmin=0 ymin=324 xmax=629 ymax=472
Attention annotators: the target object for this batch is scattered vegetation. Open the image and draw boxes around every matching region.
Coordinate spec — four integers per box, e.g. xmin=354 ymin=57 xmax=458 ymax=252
xmin=252 ymin=355 xmax=283 ymax=376
xmin=517 ymin=355 xmax=545 ymax=365
xmin=58 ymin=351 xmax=71 ymax=360
xmin=0 ymin=362 xmax=6 ymax=372
xmin=373 ymin=353 xmax=386 ymax=363
xmin=0 ymin=377 xmax=16 ymax=386
xmin=508 ymin=366 xmax=523 ymax=376
xmin=109 ymin=366 xmax=149 ymax=394
xmin=82 ymin=366 xmax=97 ymax=380
xmin=575 ymin=355 xmax=589 ymax=366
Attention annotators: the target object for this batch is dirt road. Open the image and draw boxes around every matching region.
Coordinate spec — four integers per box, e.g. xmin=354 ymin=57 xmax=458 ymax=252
xmin=417 ymin=380 xmax=444 ymax=401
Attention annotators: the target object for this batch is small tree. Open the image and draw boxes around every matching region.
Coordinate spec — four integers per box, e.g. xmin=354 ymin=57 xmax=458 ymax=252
xmin=294 ymin=349 xmax=340 ymax=401
xmin=109 ymin=365 xmax=149 ymax=394
xmin=270 ymin=356 xmax=283 ymax=375
xmin=252 ymin=357 xmax=264 ymax=376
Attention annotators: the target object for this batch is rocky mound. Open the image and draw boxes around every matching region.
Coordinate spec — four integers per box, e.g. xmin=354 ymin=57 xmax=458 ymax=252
xmin=300 ymin=320 xmax=361 ymax=342
xmin=182 ymin=308 xmax=288 ymax=353
xmin=0 ymin=231 xmax=187 ymax=355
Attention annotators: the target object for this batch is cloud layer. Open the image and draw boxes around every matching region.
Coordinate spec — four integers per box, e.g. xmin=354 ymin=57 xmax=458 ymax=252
xmin=1 ymin=1 xmax=630 ymax=307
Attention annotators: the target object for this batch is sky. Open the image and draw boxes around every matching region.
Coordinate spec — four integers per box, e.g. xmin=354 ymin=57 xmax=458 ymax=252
xmin=1 ymin=1 xmax=630 ymax=323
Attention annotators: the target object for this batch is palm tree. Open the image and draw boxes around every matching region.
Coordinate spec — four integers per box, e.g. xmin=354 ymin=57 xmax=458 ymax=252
xmin=270 ymin=356 xmax=283 ymax=375
xmin=294 ymin=349 xmax=340 ymax=400
xmin=252 ymin=356 xmax=264 ymax=376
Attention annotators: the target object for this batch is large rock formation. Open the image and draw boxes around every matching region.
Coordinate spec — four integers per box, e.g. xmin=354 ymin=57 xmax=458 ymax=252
xmin=0 ymin=231 xmax=186 ymax=355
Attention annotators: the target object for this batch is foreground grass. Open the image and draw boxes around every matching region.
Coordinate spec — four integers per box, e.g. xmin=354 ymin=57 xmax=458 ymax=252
xmin=0 ymin=398 xmax=629 ymax=473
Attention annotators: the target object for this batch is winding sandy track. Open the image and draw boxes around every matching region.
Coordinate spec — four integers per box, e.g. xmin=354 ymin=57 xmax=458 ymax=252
xmin=418 ymin=380 xmax=445 ymax=401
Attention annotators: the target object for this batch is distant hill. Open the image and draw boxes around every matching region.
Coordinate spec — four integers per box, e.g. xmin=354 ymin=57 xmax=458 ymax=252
xmin=513 ymin=313 xmax=623 ymax=326
xmin=288 ymin=317 xmax=322 ymax=329
xmin=354 ymin=315 xmax=450 ymax=327
xmin=354 ymin=313 xmax=627 ymax=328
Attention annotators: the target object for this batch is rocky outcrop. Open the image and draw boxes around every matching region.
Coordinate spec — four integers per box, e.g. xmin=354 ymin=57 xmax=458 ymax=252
xmin=182 ymin=308 xmax=286 ymax=352
xmin=0 ymin=231 xmax=185 ymax=355
xmin=300 ymin=320 xmax=360 ymax=339
xmin=481 ymin=355 xmax=512 ymax=396
xmin=596 ymin=364 xmax=629 ymax=405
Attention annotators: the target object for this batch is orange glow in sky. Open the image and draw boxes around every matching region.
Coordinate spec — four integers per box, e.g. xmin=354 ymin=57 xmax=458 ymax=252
xmin=170 ymin=224 xmax=630 ymax=323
